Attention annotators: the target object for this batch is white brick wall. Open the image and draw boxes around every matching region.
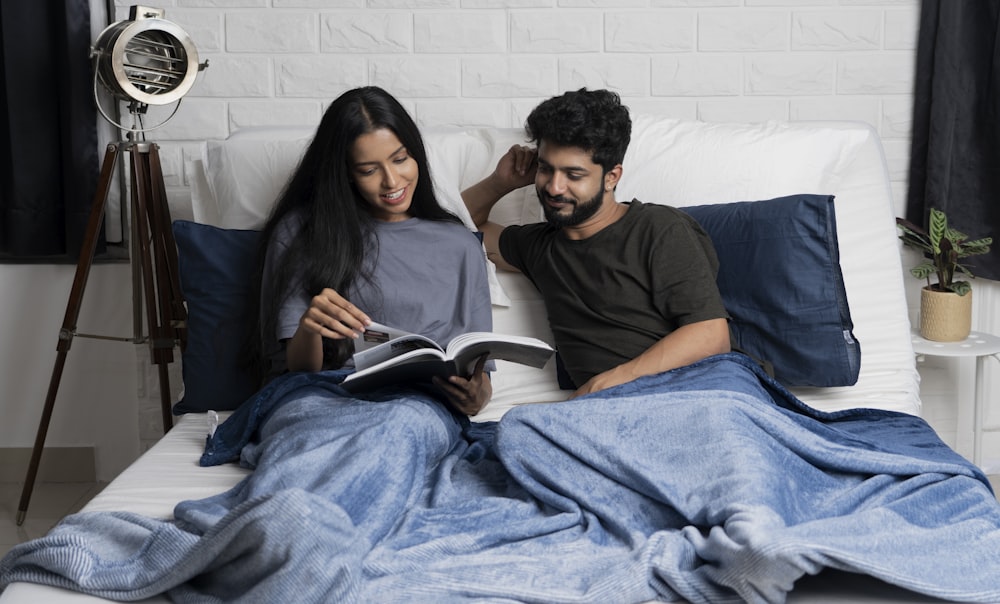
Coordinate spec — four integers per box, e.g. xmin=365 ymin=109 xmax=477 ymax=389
xmin=102 ymin=0 xmax=1000 ymax=468
xmin=104 ymin=0 xmax=919 ymax=218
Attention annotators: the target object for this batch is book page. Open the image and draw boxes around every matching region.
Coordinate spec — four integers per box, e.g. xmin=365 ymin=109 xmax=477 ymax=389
xmin=343 ymin=328 xmax=554 ymax=393
xmin=444 ymin=331 xmax=552 ymax=356
xmin=343 ymin=347 xmax=452 ymax=388
xmin=353 ymin=322 xmax=416 ymax=353
xmin=351 ymin=322 xmax=442 ymax=371
xmin=446 ymin=336 xmax=554 ymax=376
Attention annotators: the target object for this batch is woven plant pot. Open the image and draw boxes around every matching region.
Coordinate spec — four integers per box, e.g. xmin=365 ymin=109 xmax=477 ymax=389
xmin=920 ymin=286 xmax=973 ymax=342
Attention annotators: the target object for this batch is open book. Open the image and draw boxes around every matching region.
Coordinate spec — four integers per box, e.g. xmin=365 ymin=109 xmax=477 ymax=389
xmin=341 ymin=322 xmax=554 ymax=393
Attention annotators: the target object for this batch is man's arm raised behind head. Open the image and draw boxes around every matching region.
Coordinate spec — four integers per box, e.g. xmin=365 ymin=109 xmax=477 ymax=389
xmin=461 ymin=144 xmax=537 ymax=273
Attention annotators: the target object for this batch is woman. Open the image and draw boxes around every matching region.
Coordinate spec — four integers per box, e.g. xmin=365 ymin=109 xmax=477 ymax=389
xmin=0 ymin=88 xmax=545 ymax=598
xmin=246 ymin=86 xmax=523 ymax=416
xmin=188 ymin=86 xmax=534 ymax=545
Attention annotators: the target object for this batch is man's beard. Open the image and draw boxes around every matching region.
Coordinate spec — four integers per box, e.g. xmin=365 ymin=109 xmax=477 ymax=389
xmin=538 ymin=188 xmax=604 ymax=228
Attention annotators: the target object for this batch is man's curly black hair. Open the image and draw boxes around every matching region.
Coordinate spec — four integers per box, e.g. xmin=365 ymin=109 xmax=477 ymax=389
xmin=524 ymin=88 xmax=632 ymax=173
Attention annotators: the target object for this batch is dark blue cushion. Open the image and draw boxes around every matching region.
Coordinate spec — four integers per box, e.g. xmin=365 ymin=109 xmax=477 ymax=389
xmin=683 ymin=194 xmax=860 ymax=388
xmin=172 ymin=220 xmax=260 ymax=414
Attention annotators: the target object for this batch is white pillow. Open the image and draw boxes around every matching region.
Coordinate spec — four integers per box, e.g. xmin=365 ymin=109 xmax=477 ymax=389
xmin=617 ymin=116 xmax=870 ymax=204
xmin=475 ymin=270 xmax=568 ymax=422
xmin=423 ymin=128 xmax=510 ymax=306
xmin=201 ymin=137 xmax=310 ymax=230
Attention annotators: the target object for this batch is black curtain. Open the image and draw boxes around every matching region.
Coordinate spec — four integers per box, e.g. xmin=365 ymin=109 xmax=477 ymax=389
xmin=907 ymin=0 xmax=1000 ymax=281
xmin=0 ymin=0 xmax=100 ymax=262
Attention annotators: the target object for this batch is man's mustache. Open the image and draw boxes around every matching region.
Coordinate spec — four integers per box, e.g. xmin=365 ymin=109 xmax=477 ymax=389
xmin=539 ymin=191 xmax=573 ymax=205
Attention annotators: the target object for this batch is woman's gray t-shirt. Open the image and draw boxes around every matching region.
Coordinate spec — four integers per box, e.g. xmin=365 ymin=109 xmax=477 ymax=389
xmin=265 ymin=215 xmax=493 ymax=366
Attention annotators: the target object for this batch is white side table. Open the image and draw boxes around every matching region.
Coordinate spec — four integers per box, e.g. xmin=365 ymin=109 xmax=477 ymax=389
xmin=911 ymin=329 xmax=1000 ymax=465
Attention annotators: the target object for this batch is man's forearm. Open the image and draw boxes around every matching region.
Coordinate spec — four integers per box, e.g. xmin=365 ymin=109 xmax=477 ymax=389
xmin=572 ymin=318 xmax=731 ymax=397
xmin=463 ymin=143 xmax=538 ymax=226
xmin=626 ymin=319 xmax=731 ymax=377
xmin=461 ymin=173 xmax=510 ymax=227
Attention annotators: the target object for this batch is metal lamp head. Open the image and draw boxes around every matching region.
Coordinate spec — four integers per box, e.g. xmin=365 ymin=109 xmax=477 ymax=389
xmin=92 ymin=5 xmax=207 ymax=131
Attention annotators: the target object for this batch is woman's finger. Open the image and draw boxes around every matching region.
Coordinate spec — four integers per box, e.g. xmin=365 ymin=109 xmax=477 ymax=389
xmin=309 ymin=288 xmax=371 ymax=336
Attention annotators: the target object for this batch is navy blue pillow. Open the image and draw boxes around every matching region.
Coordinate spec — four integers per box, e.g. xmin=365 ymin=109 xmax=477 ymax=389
xmin=683 ymin=194 xmax=860 ymax=388
xmin=172 ymin=220 xmax=260 ymax=414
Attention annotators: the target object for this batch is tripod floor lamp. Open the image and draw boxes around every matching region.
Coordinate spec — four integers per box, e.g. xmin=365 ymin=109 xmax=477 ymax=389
xmin=16 ymin=5 xmax=208 ymax=526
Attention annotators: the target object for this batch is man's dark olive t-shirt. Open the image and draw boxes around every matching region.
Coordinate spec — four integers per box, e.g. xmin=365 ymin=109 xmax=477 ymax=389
xmin=498 ymin=200 xmax=730 ymax=387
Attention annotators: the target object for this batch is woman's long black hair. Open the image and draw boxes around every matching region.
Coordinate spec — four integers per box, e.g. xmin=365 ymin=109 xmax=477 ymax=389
xmin=244 ymin=86 xmax=461 ymax=385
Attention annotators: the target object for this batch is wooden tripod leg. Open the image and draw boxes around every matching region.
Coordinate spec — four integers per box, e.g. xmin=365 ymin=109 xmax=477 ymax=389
xmin=146 ymin=145 xmax=188 ymax=356
xmin=130 ymin=144 xmax=176 ymax=434
xmin=145 ymin=146 xmax=187 ymax=430
xmin=16 ymin=144 xmax=121 ymax=526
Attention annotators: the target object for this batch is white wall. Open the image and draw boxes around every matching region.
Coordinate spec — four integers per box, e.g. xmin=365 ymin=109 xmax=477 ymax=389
xmin=4 ymin=0 xmax=998 ymax=479
xmin=0 ymin=265 xmax=141 ymax=481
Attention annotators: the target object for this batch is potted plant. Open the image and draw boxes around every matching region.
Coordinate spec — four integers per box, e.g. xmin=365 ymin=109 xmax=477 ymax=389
xmin=896 ymin=208 xmax=992 ymax=342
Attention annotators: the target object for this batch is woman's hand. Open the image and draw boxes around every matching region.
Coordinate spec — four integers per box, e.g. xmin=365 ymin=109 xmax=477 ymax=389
xmin=300 ymin=288 xmax=371 ymax=340
xmin=433 ymin=354 xmax=492 ymax=416
xmin=287 ymin=288 xmax=370 ymax=373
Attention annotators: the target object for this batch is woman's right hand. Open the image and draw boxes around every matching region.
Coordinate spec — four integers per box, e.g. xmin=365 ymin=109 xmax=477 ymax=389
xmin=286 ymin=288 xmax=370 ymax=373
xmin=299 ymin=288 xmax=371 ymax=340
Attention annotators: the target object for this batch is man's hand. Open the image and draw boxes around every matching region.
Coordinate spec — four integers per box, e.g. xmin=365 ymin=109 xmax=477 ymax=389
xmin=462 ymin=145 xmax=537 ymax=228
xmin=494 ymin=144 xmax=538 ymax=191
xmin=570 ymin=366 xmax=632 ymax=399
xmin=568 ymin=319 xmax=732 ymax=399
xmin=433 ymin=354 xmax=492 ymax=416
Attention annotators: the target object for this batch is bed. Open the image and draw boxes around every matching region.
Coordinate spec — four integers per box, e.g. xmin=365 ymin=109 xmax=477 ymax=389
xmin=2 ymin=117 xmax=999 ymax=603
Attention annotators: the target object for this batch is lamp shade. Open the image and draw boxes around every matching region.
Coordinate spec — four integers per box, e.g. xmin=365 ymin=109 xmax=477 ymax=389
xmin=93 ymin=6 xmax=200 ymax=106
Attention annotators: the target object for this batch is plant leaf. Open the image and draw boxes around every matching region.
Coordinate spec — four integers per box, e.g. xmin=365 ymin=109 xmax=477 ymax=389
xmin=951 ymin=281 xmax=972 ymax=296
xmin=928 ymin=208 xmax=947 ymax=254
xmin=910 ymin=263 xmax=936 ymax=280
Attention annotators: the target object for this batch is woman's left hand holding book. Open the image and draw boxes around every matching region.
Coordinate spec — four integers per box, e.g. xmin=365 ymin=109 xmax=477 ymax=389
xmin=433 ymin=353 xmax=493 ymax=416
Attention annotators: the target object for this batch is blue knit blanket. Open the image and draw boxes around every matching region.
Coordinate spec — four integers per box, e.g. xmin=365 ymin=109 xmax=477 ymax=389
xmin=3 ymin=353 xmax=1000 ymax=603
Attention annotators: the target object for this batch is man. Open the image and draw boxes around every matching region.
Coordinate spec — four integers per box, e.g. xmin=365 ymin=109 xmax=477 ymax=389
xmin=462 ymin=88 xmax=731 ymax=398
